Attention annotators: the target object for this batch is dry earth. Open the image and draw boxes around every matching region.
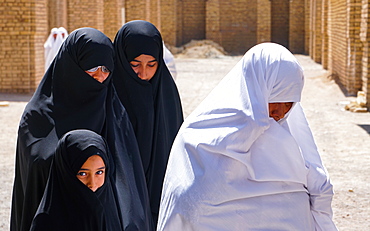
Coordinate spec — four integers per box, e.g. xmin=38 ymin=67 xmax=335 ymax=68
xmin=1 ymin=53 xmax=370 ymax=230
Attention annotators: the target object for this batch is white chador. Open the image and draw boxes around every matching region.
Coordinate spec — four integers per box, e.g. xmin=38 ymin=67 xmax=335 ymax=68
xmin=44 ymin=27 xmax=68 ymax=71
xmin=157 ymin=43 xmax=338 ymax=231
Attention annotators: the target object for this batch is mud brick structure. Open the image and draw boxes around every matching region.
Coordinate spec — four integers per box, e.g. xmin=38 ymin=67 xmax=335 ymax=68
xmin=1 ymin=0 xmax=370 ymax=109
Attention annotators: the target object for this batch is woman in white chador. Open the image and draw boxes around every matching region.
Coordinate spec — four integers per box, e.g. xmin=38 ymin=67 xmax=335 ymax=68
xmin=157 ymin=43 xmax=338 ymax=231
xmin=44 ymin=27 xmax=68 ymax=71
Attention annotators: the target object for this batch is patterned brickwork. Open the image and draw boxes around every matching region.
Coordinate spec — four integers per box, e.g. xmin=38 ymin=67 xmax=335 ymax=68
xmin=47 ymin=0 xmax=67 ymax=30
xmin=328 ymin=0 xmax=348 ymax=87
xmin=290 ymin=0 xmax=305 ymax=54
xmin=104 ymin=0 xmax=123 ymax=40
xmin=180 ymin=0 xmax=206 ymax=45
xmin=1 ymin=0 xmax=370 ymax=106
xmin=206 ymin=0 xmax=221 ymax=46
xmin=321 ymin=0 xmax=329 ymax=69
xmin=346 ymin=0 xmax=363 ymax=94
xmin=206 ymin=0 xmax=257 ymax=55
xmin=67 ymin=0 xmax=104 ymax=32
xmin=257 ymin=0 xmax=271 ymax=44
xmin=125 ymin=0 xmax=150 ymax=22
xmin=310 ymin=0 xmax=322 ymax=63
xmin=360 ymin=0 xmax=370 ymax=106
xmin=0 ymin=0 xmax=47 ymax=93
xmin=304 ymin=0 xmax=311 ymax=54
xmin=158 ymin=0 xmax=177 ymax=45
xmin=271 ymin=0 xmax=290 ymax=49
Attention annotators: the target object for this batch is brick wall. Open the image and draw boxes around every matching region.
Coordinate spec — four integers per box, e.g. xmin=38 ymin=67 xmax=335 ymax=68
xmin=304 ymin=0 xmax=311 ymax=54
xmin=271 ymin=0 xmax=290 ymax=49
xmin=321 ymin=0 xmax=329 ymax=69
xmin=47 ymin=0 xmax=67 ymax=30
xmin=2 ymin=0 xmax=370 ymax=106
xmin=0 ymin=0 xmax=47 ymax=93
xmin=67 ymin=0 xmax=104 ymax=32
xmin=257 ymin=0 xmax=271 ymax=44
xmin=125 ymin=0 xmax=147 ymax=21
xmin=345 ymin=0 xmax=363 ymax=94
xmin=206 ymin=0 xmax=222 ymax=46
xmin=361 ymin=0 xmax=370 ymax=106
xmin=290 ymin=0 xmax=305 ymax=54
xmin=104 ymin=0 xmax=123 ymax=40
xmin=181 ymin=0 xmax=206 ymax=45
xmin=328 ymin=0 xmax=348 ymax=85
xmin=159 ymin=0 xmax=177 ymax=45
xmin=309 ymin=0 xmax=322 ymax=63
xmin=326 ymin=0 xmax=363 ymax=96
xmin=206 ymin=0 xmax=257 ymax=55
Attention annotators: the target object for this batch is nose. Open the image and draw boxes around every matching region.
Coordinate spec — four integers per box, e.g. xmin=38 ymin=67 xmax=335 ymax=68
xmin=137 ymin=66 xmax=149 ymax=80
xmin=270 ymin=104 xmax=285 ymax=121
xmin=86 ymin=176 xmax=98 ymax=192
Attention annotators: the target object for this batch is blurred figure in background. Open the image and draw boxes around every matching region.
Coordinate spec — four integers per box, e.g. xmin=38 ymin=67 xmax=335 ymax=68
xmin=44 ymin=27 xmax=68 ymax=71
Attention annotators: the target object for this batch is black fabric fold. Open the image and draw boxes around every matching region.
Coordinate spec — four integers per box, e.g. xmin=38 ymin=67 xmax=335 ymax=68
xmin=112 ymin=20 xmax=184 ymax=225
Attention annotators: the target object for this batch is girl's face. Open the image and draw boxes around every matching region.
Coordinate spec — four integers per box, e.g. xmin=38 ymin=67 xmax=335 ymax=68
xmin=268 ymin=102 xmax=293 ymax=121
xmin=129 ymin=54 xmax=158 ymax=81
xmin=77 ymin=155 xmax=105 ymax=192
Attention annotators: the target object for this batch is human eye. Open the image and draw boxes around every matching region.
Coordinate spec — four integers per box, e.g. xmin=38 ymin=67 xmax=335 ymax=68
xmin=77 ymin=171 xmax=87 ymax=177
xmin=148 ymin=62 xmax=158 ymax=67
xmin=285 ymin=102 xmax=293 ymax=108
xmin=101 ymin=66 xmax=110 ymax=73
xmin=130 ymin=62 xmax=139 ymax=68
xmin=96 ymin=170 xmax=104 ymax=175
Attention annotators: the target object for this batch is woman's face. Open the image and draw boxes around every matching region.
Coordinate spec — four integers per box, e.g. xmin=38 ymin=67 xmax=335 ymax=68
xmin=129 ymin=54 xmax=158 ymax=81
xmin=85 ymin=66 xmax=110 ymax=83
xmin=76 ymin=155 xmax=106 ymax=192
xmin=268 ymin=102 xmax=293 ymax=121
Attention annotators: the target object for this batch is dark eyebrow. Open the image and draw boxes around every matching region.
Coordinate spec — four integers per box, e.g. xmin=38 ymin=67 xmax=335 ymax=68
xmin=79 ymin=166 xmax=105 ymax=171
xmin=131 ymin=59 xmax=157 ymax=63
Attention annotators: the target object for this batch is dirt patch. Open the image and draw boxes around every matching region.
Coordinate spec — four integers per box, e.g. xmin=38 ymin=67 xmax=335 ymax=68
xmin=166 ymin=40 xmax=227 ymax=59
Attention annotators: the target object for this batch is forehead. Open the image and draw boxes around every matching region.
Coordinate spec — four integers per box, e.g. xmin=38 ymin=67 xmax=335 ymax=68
xmin=81 ymin=155 xmax=105 ymax=168
xmin=131 ymin=54 xmax=157 ymax=62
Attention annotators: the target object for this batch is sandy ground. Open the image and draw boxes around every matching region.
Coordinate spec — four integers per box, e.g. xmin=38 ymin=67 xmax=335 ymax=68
xmin=1 ymin=54 xmax=370 ymax=230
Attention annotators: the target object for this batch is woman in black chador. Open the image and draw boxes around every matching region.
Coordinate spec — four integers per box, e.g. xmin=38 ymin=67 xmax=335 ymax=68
xmin=11 ymin=27 xmax=153 ymax=231
xmin=30 ymin=129 xmax=123 ymax=230
xmin=112 ymin=20 xmax=184 ymax=225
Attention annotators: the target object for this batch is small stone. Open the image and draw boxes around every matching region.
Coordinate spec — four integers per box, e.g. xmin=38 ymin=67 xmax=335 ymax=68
xmin=0 ymin=101 xmax=10 ymax=107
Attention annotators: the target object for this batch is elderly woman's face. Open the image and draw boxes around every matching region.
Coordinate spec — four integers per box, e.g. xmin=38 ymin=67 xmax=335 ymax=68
xmin=268 ymin=102 xmax=293 ymax=121
xmin=85 ymin=66 xmax=110 ymax=83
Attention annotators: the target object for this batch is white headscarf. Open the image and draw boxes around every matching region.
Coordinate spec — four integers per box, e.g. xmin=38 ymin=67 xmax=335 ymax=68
xmin=158 ymin=43 xmax=337 ymax=231
xmin=44 ymin=27 xmax=68 ymax=71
